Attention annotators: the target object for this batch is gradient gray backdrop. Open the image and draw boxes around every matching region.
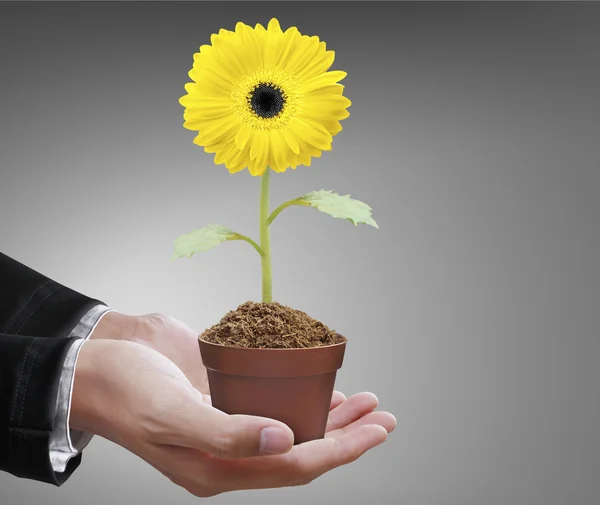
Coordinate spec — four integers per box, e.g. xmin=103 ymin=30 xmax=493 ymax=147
xmin=1 ymin=2 xmax=599 ymax=505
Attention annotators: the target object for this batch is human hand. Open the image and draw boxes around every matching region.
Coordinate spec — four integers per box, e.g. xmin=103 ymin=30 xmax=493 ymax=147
xmin=89 ymin=312 xmax=385 ymax=425
xmin=90 ymin=311 xmax=209 ymax=393
xmin=174 ymin=390 xmax=396 ymax=496
xmin=71 ymin=339 xmax=396 ymax=497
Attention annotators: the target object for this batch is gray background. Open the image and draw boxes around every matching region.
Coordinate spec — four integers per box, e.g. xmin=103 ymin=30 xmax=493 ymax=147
xmin=1 ymin=2 xmax=599 ymax=505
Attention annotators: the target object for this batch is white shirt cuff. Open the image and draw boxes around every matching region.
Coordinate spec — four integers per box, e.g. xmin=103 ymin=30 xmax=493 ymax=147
xmin=49 ymin=304 xmax=113 ymax=473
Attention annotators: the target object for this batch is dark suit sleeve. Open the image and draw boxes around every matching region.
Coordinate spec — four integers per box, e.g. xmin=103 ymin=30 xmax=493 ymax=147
xmin=0 ymin=253 xmax=104 ymax=485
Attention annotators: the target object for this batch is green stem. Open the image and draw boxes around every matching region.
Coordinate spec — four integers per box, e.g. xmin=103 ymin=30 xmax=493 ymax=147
xmin=266 ymin=197 xmax=309 ymax=226
xmin=260 ymin=169 xmax=272 ymax=303
xmin=229 ymin=234 xmax=264 ymax=257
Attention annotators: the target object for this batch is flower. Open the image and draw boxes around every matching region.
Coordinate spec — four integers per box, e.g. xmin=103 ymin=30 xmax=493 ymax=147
xmin=179 ymin=18 xmax=351 ymax=176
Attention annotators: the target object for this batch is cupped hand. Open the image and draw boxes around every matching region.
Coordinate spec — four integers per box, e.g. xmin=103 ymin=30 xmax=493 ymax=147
xmin=71 ymin=339 xmax=396 ymax=497
xmin=89 ymin=312 xmax=391 ymax=435
xmin=162 ymin=391 xmax=396 ymax=496
xmin=90 ymin=311 xmax=210 ymax=393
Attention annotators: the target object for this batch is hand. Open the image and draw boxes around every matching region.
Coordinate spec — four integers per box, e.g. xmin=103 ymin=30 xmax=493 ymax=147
xmin=90 ymin=311 xmax=209 ymax=393
xmin=180 ymin=390 xmax=396 ymax=495
xmin=89 ymin=312 xmax=392 ymax=439
xmin=71 ymin=339 xmax=396 ymax=497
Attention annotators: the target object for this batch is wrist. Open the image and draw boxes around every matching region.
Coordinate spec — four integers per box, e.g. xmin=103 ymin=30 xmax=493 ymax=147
xmin=70 ymin=339 xmax=124 ymax=442
xmin=90 ymin=311 xmax=138 ymax=341
xmin=70 ymin=340 xmax=104 ymax=435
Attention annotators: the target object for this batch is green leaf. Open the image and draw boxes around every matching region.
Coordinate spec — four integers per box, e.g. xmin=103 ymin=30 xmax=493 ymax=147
xmin=300 ymin=190 xmax=379 ymax=228
xmin=171 ymin=224 xmax=237 ymax=261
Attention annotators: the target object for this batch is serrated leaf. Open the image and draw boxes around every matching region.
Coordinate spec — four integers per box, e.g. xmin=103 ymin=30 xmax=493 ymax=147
xmin=171 ymin=224 xmax=237 ymax=261
xmin=300 ymin=190 xmax=379 ymax=228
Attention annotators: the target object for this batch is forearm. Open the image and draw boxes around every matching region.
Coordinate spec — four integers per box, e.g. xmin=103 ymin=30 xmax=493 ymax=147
xmin=0 ymin=252 xmax=110 ymax=484
xmin=69 ymin=339 xmax=134 ymax=447
xmin=49 ymin=305 xmax=113 ymax=473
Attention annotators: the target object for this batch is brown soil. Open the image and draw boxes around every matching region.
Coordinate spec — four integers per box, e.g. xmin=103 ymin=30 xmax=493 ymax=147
xmin=200 ymin=301 xmax=343 ymax=349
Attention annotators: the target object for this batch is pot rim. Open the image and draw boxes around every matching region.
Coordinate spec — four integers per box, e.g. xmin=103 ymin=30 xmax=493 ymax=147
xmin=198 ymin=333 xmax=347 ymax=377
xmin=198 ymin=333 xmax=347 ymax=352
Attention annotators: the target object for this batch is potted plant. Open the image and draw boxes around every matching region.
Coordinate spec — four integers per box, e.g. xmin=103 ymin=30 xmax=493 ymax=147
xmin=171 ymin=18 xmax=378 ymax=444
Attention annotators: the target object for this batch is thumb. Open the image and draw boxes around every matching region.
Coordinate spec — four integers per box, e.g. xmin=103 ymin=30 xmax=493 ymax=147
xmin=166 ymin=391 xmax=295 ymax=459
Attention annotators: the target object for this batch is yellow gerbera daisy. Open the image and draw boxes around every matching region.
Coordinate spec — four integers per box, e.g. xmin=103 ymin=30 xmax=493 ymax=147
xmin=179 ymin=18 xmax=351 ymax=176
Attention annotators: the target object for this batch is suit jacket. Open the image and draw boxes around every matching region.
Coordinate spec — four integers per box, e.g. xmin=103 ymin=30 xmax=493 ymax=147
xmin=0 ymin=253 xmax=103 ymax=485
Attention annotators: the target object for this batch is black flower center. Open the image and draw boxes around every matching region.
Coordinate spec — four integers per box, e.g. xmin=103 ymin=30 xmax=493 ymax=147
xmin=249 ymin=83 xmax=285 ymax=118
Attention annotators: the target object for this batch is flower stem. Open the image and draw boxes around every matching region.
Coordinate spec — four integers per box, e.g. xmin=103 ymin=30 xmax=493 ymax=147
xmin=260 ymin=169 xmax=273 ymax=303
xmin=229 ymin=234 xmax=265 ymax=257
xmin=266 ymin=197 xmax=310 ymax=226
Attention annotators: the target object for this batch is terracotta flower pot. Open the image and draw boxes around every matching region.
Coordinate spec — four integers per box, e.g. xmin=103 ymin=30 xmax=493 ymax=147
xmin=198 ymin=335 xmax=347 ymax=444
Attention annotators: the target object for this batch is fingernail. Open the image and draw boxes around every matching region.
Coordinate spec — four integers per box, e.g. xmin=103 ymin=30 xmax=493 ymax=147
xmin=259 ymin=427 xmax=291 ymax=454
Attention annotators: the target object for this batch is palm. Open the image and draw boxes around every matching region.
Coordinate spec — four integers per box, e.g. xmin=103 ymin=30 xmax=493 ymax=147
xmin=85 ymin=314 xmax=395 ymax=496
xmin=129 ymin=313 xmax=210 ymax=393
xmin=129 ymin=314 xmax=395 ymax=460
xmin=149 ymin=390 xmax=395 ymax=495
xmin=220 ymin=393 xmax=393 ymax=490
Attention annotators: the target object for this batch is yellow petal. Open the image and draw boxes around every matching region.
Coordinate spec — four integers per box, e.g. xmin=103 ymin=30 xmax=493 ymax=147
xmin=275 ymin=26 xmax=301 ymax=67
xmin=250 ymin=130 xmax=269 ymax=171
xmin=190 ymin=48 xmax=236 ymax=86
xmin=283 ymin=35 xmax=322 ymax=76
xmin=270 ymin=130 xmax=289 ymax=172
xmin=228 ymin=162 xmax=248 ymax=174
xmin=323 ymin=120 xmax=343 ymax=135
xmin=296 ymin=116 xmax=344 ymax=136
xmin=189 ymin=68 xmax=233 ymax=89
xmin=295 ymin=48 xmax=335 ymax=80
xmin=212 ymin=138 xmax=246 ymax=171
xmin=296 ymin=141 xmax=317 ymax=166
xmin=179 ymin=93 xmax=231 ymax=108
xmin=288 ymin=139 xmax=318 ymax=169
xmin=195 ymin=116 xmax=239 ymax=146
xmin=262 ymin=19 xmax=290 ymax=68
xmin=213 ymin=141 xmax=232 ymax=165
xmin=300 ymin=71 xmax=348 ymax=93
xmin=211 ymin=29 xmax=256 ymax=75
xmin=267 ymin=18 xmax=283 ymax=35
xmin=306 ymin=84 xmax=345 ymax=95
xmin=218 ymin=28 xmax=234 ymax=38
xmin=298 ymin=138 xmax=321 ymax=157
xmin=248 ymin=159 xmax=266 ymax=176
xmin=183 ymin=78 xmax=229 ymax=99
xmin=184 ymin=104 xmax=233 ymax=123
xmin=225 ymin=142 xmax=250 ymax=173
xmin=235 ymin=22 xmax=263 ymax=69
xmin=184 ymin=114 xmax=234 ymax=130
xmin=289 ymin=118 xmax=333 ymax=150
xmin=281 ymin=126 xmax=300 ymax=154
xmin=202 ymin=134 xmax=231 ymax=153
xmin=235 ymin=123 xmax=252 ymax=149
xmin=248 ymin=156 xmax=266 ymax=176
xmin=301 ymin=95 xmax=352 ymax=119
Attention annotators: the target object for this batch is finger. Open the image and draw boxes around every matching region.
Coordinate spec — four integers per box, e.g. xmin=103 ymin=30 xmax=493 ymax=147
xmin=161 ymin=392 xmax=294 ymax=459
xmin=326 ymin=410 xmax=397 ymax=438
xmin=209 ymin=424 xmax=389 ymax=491
xmin=329 ymin=391 xmax=346 ymax=411
xmin=326 ymin=392 xmax=379 ymax=432
xmin=286 ymin=424 xmax=388 ymax=483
